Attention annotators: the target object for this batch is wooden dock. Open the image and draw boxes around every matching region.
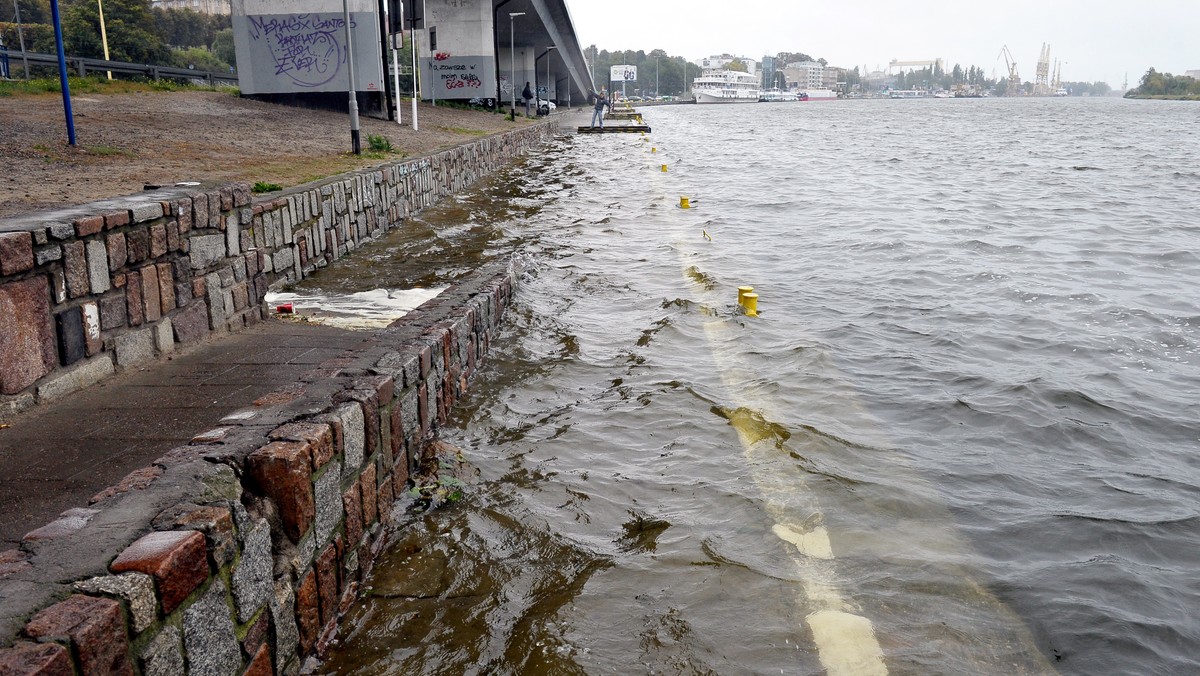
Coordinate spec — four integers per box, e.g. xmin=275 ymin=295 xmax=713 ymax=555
xmin=577 ymin=125 xmax=652 ymax=134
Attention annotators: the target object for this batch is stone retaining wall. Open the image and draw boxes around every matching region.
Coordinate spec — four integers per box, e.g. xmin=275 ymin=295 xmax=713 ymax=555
xmin=0 ymin=121 xmax=555 ymax=415
xmin=0 ymin=264 xmax=519 ymax=674
xmin=0 ymin=121 xmax=556 ymax=674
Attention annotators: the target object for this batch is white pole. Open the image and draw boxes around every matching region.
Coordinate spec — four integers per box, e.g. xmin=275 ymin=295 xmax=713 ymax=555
xmin=509 ymin=13 xmax=525 ymax=117
xmin=389 ymin=1 xmax=401 ymax=124
xmin=409 ymin=22 xmax=418 ymax=130
xmin=342 ymin=0 xmax=361 ymax=153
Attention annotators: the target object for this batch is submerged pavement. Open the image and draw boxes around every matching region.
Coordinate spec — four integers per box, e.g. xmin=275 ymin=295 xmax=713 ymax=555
xmin=0 ymin=319 xmax=375 ymax=547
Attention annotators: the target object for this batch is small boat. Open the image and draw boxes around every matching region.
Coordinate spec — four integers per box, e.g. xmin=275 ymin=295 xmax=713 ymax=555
xmin=796 ymin=88 xmax=837 ymax=101
xmin=889 ymin=89 xmax=931 ymax=99
xmin=759 ymin=89 xmax=798 ymax=102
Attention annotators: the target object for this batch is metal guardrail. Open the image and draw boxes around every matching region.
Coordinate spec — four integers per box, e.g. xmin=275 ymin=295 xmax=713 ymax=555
xmin=6 ymin=50 xmax=239 ymax=86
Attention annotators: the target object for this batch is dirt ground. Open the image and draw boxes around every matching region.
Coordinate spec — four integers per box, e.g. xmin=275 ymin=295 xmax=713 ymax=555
xmin=0 ymin=89 xmax=541 ymax=219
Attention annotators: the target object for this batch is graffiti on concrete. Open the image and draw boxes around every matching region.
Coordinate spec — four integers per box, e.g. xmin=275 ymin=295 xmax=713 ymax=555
xmin=246 ymin=14 xmax=356 ymax=88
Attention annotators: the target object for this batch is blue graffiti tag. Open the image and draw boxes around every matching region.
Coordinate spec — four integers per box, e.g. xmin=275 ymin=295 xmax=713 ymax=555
xmin=248 ymin=14 xmax=357 ymax=88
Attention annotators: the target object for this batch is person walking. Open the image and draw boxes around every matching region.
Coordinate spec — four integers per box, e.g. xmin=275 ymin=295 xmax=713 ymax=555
xmin=522 ymin=82 xmax=534 ymax=118
xmin=590 ymin=89 xmax=607 ymax=128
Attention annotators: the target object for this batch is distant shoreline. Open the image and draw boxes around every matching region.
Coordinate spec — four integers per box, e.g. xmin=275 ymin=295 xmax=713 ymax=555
xmin=1124 ymin=94 xmax=1200 ymax=101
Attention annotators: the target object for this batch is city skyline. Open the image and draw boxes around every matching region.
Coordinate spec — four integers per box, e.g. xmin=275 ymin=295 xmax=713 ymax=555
xmin=567 ymin=0 xmax=1199 ymax=87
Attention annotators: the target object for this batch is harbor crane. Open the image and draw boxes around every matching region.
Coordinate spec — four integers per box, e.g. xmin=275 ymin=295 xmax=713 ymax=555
xmin=998 ymin=45 xmax=1022 ymax=95
xmin=1033 ymin=43 xmax=1051 ymax=96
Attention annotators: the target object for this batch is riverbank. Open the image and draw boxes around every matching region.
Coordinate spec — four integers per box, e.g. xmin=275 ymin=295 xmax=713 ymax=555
xmin=0 ymin=101 xmax=562 ymax=673
xmin=0 ymin=82 xmax=539 ymax=219
xmin=1124 ymin=95 xmax=1200 ymax=100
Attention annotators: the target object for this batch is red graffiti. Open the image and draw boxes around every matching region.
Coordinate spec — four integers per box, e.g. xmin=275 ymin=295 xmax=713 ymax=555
xmin=434 ymin=52 xmax=452 ymax=61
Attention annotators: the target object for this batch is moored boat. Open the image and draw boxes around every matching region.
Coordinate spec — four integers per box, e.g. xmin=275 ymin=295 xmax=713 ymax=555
xmin=796 ymin=88 xmax=837 ymax=101
xmin=692 ymin=68 xmax=760 ymax=104
xmin=759 ymin=89 xmax=798 ymax=102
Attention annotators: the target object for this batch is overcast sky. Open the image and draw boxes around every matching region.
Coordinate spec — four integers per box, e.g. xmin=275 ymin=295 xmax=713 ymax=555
xmin=566 ymin=0 xmax=1199 ymax=86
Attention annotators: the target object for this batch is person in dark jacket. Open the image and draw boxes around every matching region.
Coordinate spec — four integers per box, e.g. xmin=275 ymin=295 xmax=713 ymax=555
xmin=590 ymin=90 xmax=607 ymax=128
xmin=522 ymin=82 xmax=534 ymax=117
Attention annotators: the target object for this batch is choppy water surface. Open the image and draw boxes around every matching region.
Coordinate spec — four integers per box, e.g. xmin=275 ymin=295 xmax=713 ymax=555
xmin=317 ymin=99 xmax=1200 ymax=675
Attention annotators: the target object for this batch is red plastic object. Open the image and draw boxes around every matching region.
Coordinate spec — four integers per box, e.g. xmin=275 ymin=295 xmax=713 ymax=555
xmin=276 ymin=303 xmax=294 ymax=314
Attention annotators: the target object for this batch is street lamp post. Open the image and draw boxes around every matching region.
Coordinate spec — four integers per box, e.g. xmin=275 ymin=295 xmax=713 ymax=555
xmin=546 ymin=45 xmax=556 ymax=111
xmin=11 ymin=0 xmax=29 ymax=79
xmin=341 ymin=0 xmax=361 ymax=154
xmin=508 ymin=12 xmax=524 ymax=119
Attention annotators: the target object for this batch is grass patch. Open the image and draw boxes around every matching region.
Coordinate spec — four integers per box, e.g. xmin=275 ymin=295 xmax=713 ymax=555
xmin=0 ymin=76 xmax=227 ymax=98
xmin=86 ymin=145 xmax=127 ymax=157
xmin=366 ymin=133 xmax=393 ymax=152
xmin=252 ymin=181 xmax=282 ymax=193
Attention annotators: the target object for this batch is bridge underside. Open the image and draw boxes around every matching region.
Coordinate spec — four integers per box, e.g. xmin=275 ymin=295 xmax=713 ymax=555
xmin=412 ymin=0 xmax=593 ymax=108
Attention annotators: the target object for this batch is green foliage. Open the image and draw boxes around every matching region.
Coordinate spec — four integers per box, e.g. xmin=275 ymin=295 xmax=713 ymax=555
xmin=252 ymin=181 xmax=282 ymax=193
xmin=586 ymin=45 xmax=701 ymax=97
xmin=168 ymin=46 xmax=229 ymax=73
xmin=212 ymin=28 xmax=236 ymax=69
xmin=151 ymin=6 xmax=228 ymax=49
xmin=1 ymin=20 xmax=56 ymax=53
xmin=725 ymin=58 xmax=748 ymax=73
xmin=366 ymin=133 xmax=393 ymax=152
xmin=62 ymin=0 xmax=168 ymax=64
xmin=1127 ymin=68 xmax=1200 ymax=99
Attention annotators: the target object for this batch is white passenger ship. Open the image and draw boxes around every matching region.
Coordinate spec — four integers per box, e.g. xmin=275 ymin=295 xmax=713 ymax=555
xmin=692 ymin=68 xmax=760 ymax=104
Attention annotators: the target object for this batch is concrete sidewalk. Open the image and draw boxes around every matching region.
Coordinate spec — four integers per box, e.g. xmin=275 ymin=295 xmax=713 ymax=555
xmin=0 ymin=319 xmax=376 ymax=547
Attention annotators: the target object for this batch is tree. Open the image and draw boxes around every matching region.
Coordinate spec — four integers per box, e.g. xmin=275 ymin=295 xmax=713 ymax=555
xmin=63 ymin=0 xmax=167 ymax=63
xmin=212 ymin=27 xmax=235 ymax=68
xmin=726 ymin=58 xmax=748 ymax=73
xmin=1 ymin=0 xmax=50 ymax=24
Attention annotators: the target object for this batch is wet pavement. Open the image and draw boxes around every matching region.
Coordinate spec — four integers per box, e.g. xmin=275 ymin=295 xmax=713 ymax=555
xmin=0 ymin=319 xmax=374 ymax=546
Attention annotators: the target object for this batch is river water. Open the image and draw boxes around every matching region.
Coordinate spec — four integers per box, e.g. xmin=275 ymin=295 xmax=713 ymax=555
xmin=315 ymin=98 xmax=1200 ymax=675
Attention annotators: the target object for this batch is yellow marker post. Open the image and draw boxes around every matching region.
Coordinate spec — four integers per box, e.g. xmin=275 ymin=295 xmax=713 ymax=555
xmin=743 ymin=293 xmax=759 ymax=317
xmin=652 ymin=147 xmax=657 ymax=153
xmin=680 ymin=196 xmax=691 ymax=209
xmin=661 ymin=164 xmax=668 ymax=172
xmin=737 ymin=286 xmax=754 ymax=306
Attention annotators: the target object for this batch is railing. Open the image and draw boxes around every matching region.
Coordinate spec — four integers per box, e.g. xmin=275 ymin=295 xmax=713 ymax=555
xmin=3 ymin=50 xmax=239 ymax=86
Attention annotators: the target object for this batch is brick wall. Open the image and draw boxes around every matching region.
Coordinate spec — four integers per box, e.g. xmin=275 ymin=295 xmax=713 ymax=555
xmin=0 ymin=122 xmax=553 ymax=674
xmin=0 ymin=122 xmax=555 ymax=415
xmin=0 ymin=260 xmax=521 ymax=675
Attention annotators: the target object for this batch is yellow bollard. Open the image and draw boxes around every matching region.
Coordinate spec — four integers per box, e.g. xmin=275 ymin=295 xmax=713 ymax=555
xmin=661 ymin=164 xmax=668 ymax=172
xmin=652 ymin=147 xmax=657 ymax=153
xmin=680 ymin=196 xmax=691 ymax=209
xmin=737 ymin=286 xmax=754 ymax=306
xmin=743 ymin=293 xmax=759 ymax=317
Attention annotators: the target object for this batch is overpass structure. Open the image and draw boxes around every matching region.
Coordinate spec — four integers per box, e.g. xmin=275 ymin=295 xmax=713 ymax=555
xmin=415 ymin=0 xmax=594 ymax=109
xmin=231 ymin=0 xmax=593 ymax=117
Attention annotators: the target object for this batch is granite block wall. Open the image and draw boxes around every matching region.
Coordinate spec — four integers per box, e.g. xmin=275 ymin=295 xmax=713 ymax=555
xmin=0 ymin=264 xmax=520 ymax=675
xmin=0 ymin=121 xmax=554 ymax=674
xmin=0 ymin=122 xmax=555 ymax=415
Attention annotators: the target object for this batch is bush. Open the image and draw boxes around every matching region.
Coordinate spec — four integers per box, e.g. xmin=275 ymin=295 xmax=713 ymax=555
xmin=366 ymin=134 xmax=392 ymax=152
xmin=168 ymin=46 xmax=229 ymax=74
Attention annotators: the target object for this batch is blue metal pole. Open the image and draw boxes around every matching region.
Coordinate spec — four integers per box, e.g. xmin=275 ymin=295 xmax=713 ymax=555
xmin=49 ymin=0 xmax=76 ymax=146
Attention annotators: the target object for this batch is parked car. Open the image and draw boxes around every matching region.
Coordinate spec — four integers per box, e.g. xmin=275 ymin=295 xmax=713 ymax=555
xmin=536 ymin=98 xmax=557 ymax=114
